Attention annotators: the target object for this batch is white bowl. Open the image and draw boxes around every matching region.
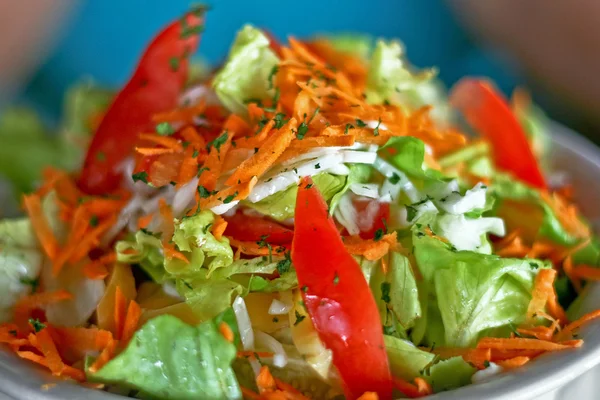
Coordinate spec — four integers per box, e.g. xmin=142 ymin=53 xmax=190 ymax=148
xmin=1 ymin=121 xmax=600 ymax=400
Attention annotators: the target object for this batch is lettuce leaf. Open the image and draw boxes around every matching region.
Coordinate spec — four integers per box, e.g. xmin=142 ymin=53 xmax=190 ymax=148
xmin=0 ymin=218 xmax=42 ymax=322
xmin=116 ymin=231 xmax=166 ymax=283
xmin=212 ymin=25 xmax=279 ymax=115
xmin=89 ymin=314 xmax=241 ymax=400
xmin=384 ymin=335 xmax=434 ymax=381
xmin=243 ymin=173 xmax=347 ymax=222
xmin=424 ymin=356 xmax=476 ymax=392
xmin=328 ymin=164 xmax=372 ymax=213
xmin=170 ymin=211 xmax=234 ymax=276
xmin=412 ymin=227 xmax=545 ymax=347
xmin=370 ymin=252 xmax=421 ymax=332
xmin=378 ymin=136 xmax=444 ymax=186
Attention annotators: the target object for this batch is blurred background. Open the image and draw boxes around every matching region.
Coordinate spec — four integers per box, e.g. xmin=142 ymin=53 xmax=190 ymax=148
xmin=0 ymin=0 xmax=599 ymax=200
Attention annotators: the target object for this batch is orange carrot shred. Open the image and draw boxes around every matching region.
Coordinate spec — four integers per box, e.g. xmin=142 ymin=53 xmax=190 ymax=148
xmin=554 ymin=309 xmax=600 ymax=342
xmin=199 ymin=177 xmax=258 ymax=210
xmin=121 ymin=300 xmax=142 ymax=345
xmin=138 ymin=133 xmax=184 ymax=151
xmin=414 ymin=378 xmax=433 ymax=396
xmin=357 ymin=393 xmax=379 ymax=400
xmin=14 ymin=290 xmax=72 ymax=330
xmin=114 ymin=286 xmax=127 ymax=340
xmin=163 ymin=243 xmax=189 ymax=263
xmin=477 ymin=337 xmax=582 ymax=351
xmin=392 ymin=377 xmax=423 ymax=398
xmin=495 ymin=356 xmax=530 ymax=369
xmin=36 ymin=328 xmax=64 ymax=376
xmin=240 ymin=386 xmax=262 ymax=400
xmin=342 ymin=232 xmax=398 ymax=261
xmin=212 ymin=216 xmax=228 ymax=241
xmin=219 ymin=322 xmax=234 ymax=343
xmin=88 ymin=338 xmax=117 ymax=373
xmin=22 ymin=194 xmax=60 ymax=260
xmin=225 ymin=118 xmax=298 ymax=186
xmin=256 ymin=365 xmax=277 ymax=393
xmin=137 ymin=214 xmax=154 ymax=229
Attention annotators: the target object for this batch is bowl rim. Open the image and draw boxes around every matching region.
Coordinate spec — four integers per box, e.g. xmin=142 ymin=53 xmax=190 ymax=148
xmin=1 ymin=121 xmax=600 ymax=400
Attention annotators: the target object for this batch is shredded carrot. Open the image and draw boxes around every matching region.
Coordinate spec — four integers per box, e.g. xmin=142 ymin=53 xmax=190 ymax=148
xmin=571 ymin=265 xmax=600 ymax=280
xmin=392 ymin=377 xmax=424 ymax=398
xmin=114 ymin=286 xmax=127 ymax=340
xmin=496 ymin=356 xmax=530 ymax=369
xmin=433 ymin=347 xmax=491 ymax=369
xmin=517 ymin=320 xmax=559 ymax=341
xmin=158 ymin=198 xmax=175 ymax=245
xmin=274 ymin=377 xmax=311 ymax=399
xmin=490 ymin=348 xmax=543 ymax=361
xmin=477 ymin=337 xmax=582 ymax=351
xmin=53 ymin=326 xmax=113 ymax=362
xmin=36 ymin=328 xmax=64 ymax=375
xmin=68 ymin=215 xmax=118 ymax=264
xmin=22 ymin=194 xmax=59 ymax=260
xmin=219 ymin=322 xmax=234 ymax=343
xmin=83 ymin=260 xmax=110 ymax=280
xmin=88 ymin=338 xmax=117 ymax=373
xmin=554 ymin=309 xmax=600 ymax=342
xmin=135 ymin=147 xmax=177 ymax=156
xmin=199 ymin=176 xmax=258 ymax=210
xmin=256 ymin=365 xmax=277 ymax=393
xmin=177 ymin=145 xmax=199 ymax=187
xmin=225 ymin=118 xmax=298 ymax=186
xmin=179 ymin=125 xmax=206 ymax=148
xmin=163 ymin=243 xmax=190 ymax=263
xmin=212 ymin=215 xmax=228 ymax=241
xmin=138 ymin=133 xmax=184 ymax=151
xmin=342 ymin=232 xmax=398 ymax=261
xmin=527 ymin=268 xmax=566 ymax=323
xmin=61 ymin=365 xmax=86 ymax=382
xmin=121 ymin=300 xmax=142 ymax=345
xmin=414 ymin=378 xmax=433 ymax=396
xmin=152 ymin=99 xmax=207 ymax=124
xmin=137 ymin=213 xmax=154 ymax=229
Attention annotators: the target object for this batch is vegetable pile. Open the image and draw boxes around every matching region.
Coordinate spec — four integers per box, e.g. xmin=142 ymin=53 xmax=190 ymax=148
xmin=2 ymin=6 xmax=600 ymax=400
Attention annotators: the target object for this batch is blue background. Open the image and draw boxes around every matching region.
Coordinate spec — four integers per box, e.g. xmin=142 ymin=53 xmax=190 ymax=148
xmin=22 ymin=0 xmax=522 ymax=120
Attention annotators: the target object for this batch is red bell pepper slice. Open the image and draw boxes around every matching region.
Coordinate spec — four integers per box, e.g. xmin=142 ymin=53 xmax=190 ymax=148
xmin=292 ymin=177 xmax=393 ymax=400
xmin=450 ymin=78 xmax=547 ymax=190
xmin=78 ymin=9 xmax=205 ymax=194
xmin=223 ymin=211 xmax=293 ymax=244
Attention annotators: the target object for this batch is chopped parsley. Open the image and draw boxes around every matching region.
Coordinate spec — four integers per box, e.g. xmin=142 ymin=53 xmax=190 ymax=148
xmin=169 ymin=57 xmax=180 ymax=72
xmin=257 ymin=235 xmax=273 ymax=263
xmin=406 ymin=205 xmax=418 ymax=222
xmin=223 ymin=192 xmax=238 ymax=204
xmin=89 ymin=215 xmax=99 ymax=227
xmin=305 ymin=183 xmax=313 ymax=189
xmin=20 ymin=277 xmax=39 ymax=293
xmin=344 ymin=123 xmax=355 ymax=135
xmin=207 ymin=131 xmax=229 ymax=152
xmin=373 ymin=228 xmax=384 ymax=242
xmin=333 ymin=271 xmax=340 ymax=285
xmin=355 ymin=118 xmax=367 ymax=128
xmin=381 ymin=282 xmax=391 ymax=303
xmin=95 ymin=151 xmax=106 ymax=161
xmin=156 ymin=122 xmax=175 ymax=136
xmin=29 ymin=318 xmax=46 ymax=333
xmin=198 ymin=185 xmax=211 ymax=198
xmin=297 ymin=122 xmax=309 ymax=139
xmin=273 ymin=113 xmax=289 ymax=129
xmin=529 ymin=262 xmax=539 ymax=269
xmin=484 ymin=360 xmax=491 ymax=368
xmin=276 ymin=251 xmax=292 ymax=274
xmin=196 ymin=166 xmax=209 ymax=178
xmin=132 ymin=171 xmax=149 ymax=184
xmin=301 ymin=285 xmax=309 ymax=293
xmin=315 ymin=163 xmax=321 ymax=169
xmin=180 ymin=21 xmax=205 ymax=39
xmin=294 ymin=311 xmax=306 ymax=326
xmin=203 ymin=223 xmax=213 ymax=234
xmin=373 ymin=118 xmax=382 ymax=136
xmin=268 ymin=65 xmax=279 ymax=89
xmin=272 ymin=317 xmax=279 ymax=323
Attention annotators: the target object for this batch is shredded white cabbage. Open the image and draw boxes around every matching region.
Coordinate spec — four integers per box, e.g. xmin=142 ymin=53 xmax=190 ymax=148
xmin=254 ymin=329 xmax=288 ymax=368
xmin=233 ymin=296 xmax=254 ymax=351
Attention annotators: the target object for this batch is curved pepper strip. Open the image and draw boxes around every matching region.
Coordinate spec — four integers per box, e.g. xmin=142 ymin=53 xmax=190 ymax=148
xmin=450 ymin=78 xmax=547 ymax=190
xmin=78 ymin=9 xmax=205 ymax=194
xmin=292 ymin=177 xmax=393 ymax=400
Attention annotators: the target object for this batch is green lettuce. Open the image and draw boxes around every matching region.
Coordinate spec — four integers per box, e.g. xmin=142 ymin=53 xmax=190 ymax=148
xmin=384 ymin=335 xmax=434 ymax=381
xmin=170 ymin=211 xmax=234 ymax=276
xmin=365 ymin=40 xmax=450 ymax=121
xmin=379 ymin=136 xmax=444 ymax=185
xmin=412 ymin=227 xmax=545 ymax=347
xmin=116 ymin=231 xmax=166 ymax=283
xmin=212 ymin=25 xmax=279 ymax=115
xmin=424 ymin=356 xmax=476 ymax=392
xmin=89 ymin=314 xmax=241 ymax=400
xmin=243 ymin=173 xmax=348 ymax=222
xmin=328 ymin=164 xmax=372 ymax=213
xmin=370 ymin=252 xmax=421 ymax=333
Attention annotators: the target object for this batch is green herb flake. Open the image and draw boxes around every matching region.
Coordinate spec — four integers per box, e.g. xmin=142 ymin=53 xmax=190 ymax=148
xmin=297 ymin=122 xmax=309 ymax=139
xmin=156 ymin=122 xmax=175 ymax=136
xmin=355 ymin=119 xmax=367 ymax=128
xmin=95 ymin=151 xmax=106 ymax=161
xmin=344 ymin=123 xmax=355 ymax=135
xmin=268 ymin=65 xmax=279 ymax=89
xmin=223 ymin=192 xmax=238 ymax=204
xmin=276 ymin=251 xmax=292 ymax=274
xmin=29 ymin=318 xmax=46 ymax=333
xmin=273 ymin=113 xmax=289 ymax=129
xmin=132 ymin=171 xmax=149 ymax=184
xmin=89 ymin=215 xmax=99 ymax=227
xmin=333 ymin=272 xmax=340 ymax=285
xmin=20 ymin=277 xmax=39 ymax=293
xmin=294 ymin=311 xmax=306 ymax=326
xmin=169 ymin=57 xmax=180 ymax=72
xmin=373 ymin=228 xmax=384 ymax=242
xmin=381 ymin=282 xmax=391 ymax=303
xmin=198 ymin=185 xmax=211 ymax=198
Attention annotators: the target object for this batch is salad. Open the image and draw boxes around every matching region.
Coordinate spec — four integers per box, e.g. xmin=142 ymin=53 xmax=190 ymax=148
xmin=1 ymin=6 xmax=600 ymax=400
